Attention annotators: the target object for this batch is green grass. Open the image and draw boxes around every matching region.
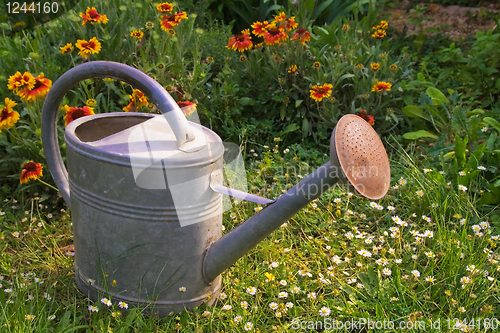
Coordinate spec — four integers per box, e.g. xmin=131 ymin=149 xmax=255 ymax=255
xmin=1 ymin=141 xmax=499 ymax=332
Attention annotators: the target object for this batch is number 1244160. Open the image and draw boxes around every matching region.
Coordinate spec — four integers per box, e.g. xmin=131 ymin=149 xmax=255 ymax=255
xmin=6 ymin=2 xmax=59 ymax=14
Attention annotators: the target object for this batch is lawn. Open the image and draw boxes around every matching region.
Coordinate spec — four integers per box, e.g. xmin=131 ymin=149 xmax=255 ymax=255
xmin=1 ymin=0 xmax=500 ymax=332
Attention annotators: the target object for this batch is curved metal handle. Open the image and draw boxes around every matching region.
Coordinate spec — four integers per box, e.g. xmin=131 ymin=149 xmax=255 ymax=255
xmin=41 ymin=61 xmax=195 ymax=205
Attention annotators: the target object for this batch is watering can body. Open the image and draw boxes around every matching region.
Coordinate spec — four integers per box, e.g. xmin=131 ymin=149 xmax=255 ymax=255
xmin=66 ymin=113 xmax=224 ymax=314
xmin=42 ymin=61 xmax=391 ymax=316
xmin=41 ymin=62 xmax=228 ymax=314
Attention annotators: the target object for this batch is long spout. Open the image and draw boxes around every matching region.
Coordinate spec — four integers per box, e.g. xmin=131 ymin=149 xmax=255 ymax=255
xmin=202 ymin=161 xmax=340 ymax=283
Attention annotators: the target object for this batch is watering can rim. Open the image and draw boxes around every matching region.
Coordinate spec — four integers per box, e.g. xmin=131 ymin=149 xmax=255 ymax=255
xmin=64 ymin=112 xmax=224 ymax=168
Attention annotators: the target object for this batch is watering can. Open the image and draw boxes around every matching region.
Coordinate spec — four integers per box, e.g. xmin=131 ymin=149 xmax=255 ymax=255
xmin=41 ymin=61 xmax=390 ymax=315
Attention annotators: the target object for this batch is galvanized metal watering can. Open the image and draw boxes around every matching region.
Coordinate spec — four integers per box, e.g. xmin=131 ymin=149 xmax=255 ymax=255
xmin=41 ymin=61 xmax=390 ymax=315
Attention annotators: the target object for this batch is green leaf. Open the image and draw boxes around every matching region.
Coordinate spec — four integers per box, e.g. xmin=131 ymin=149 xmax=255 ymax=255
xmin=455 ymin=135 xmax=468 ymax=165
xmin=403 ymin=95 xmax=413 ymax=106
xmin=239 ymin=97 xmax=254 ymax=106
xmin=486 ymin=132 xmax=497 ymax=151
xmin=483 ymin=117 xmax=500 ymax=133
xmin=426 ymin=87 xmax=448 ymax=105
xmin=39 ymin=193 xmax=51 ymax=203
xmin=367 ymin=265 xmax=378 ymax=285
xmin=466 ymin=109 xmax=484 ymax=117
xmin=402 ymin=105 xmax=427 ymax=120
xmin=402 ymin=130 xmax=438 ymax=140
xmin=281 ymin=123 xmax=299 ymax=134
xmin=318 ymin=223 xmax=329 ymax=228
xmin=280 ymin=105 xmax=286 ymax=121
xmin=295 ymin=100 xmax=303 ymax=108
xmin=302 ymin=118 xmax=310 ymax=136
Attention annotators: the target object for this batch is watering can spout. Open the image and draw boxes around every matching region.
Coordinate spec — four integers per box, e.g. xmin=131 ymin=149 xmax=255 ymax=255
xmin=203 ymin=115 xmax=391 ymax=283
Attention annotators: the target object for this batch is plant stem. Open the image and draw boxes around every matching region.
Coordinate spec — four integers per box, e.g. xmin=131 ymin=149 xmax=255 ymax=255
xmin=37 ymin=179 xmax=59 ymax=192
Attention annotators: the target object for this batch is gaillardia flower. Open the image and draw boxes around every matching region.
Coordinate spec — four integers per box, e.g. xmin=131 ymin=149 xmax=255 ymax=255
xmin=390 ymin=64 xmax=398 ymax=71
xmin=60 ymin=43 xmax=73 ymax=54
xmin=291 ymin=28 xmax=311 ymax=45
xmin=20 ymin=161 xmax=43 ymax=184
xmin=156 ymin=2 xmax=173 ymax=13
xmin=160 ymin=12 xmax=188 ymax=31
xmin=17 ymin=73 xmax=52 ymax=102
xmin=310 ymin=83 xmax=333 ymax=102
xmin=251 ymin=21 xmax=270 ymax=37
xmin=80 ymin=7 xmax=108 ymax=26
xmin=64 ymin=105 xmax=95 ymax=126
xmin=356 ymin=109 xmax=375 ymax=126
xmin=372 ymin=81 xmax=392 ymax=92
xmin=370 ymin=63 xmax=380 ymax=71
xmin=8 ymin=71 xmax=35 ymax=93
xmin=177 ymin=101 xmax=196 ymax=116
xmin=288 ymin=65 xmax=297 ymax=74
xmin=274 ymin=12 xmax=297 ymax=31
xmin=274 ymin=12 xmax=287 ymax=22
xmin=372 ymin=29 xmax=387 ymax=39
xmin=372 ymin=20 xmax=388 ymax=30
xmin=0 ymin=98 xmax=20 ymax=131
xmin=264 ymin=25 xmax=288 ymax=46
xmin=123 ymin=89 xmax=148 ymax=112
xmin=130 ymin=30 xmax=144 ymax=39
xmin=227 ymin=29 xmax=253 ymax=52
xmin=76 ymin=37 xmax=102 ymax=59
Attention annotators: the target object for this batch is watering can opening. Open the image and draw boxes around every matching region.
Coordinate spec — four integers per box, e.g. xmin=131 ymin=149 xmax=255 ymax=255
xmin=74 ymin=115 xmax=151 ymax=143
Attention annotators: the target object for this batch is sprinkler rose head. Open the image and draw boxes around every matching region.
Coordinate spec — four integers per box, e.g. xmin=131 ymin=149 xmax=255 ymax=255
xmin=330 ymin=114 xmax=390 ymax=200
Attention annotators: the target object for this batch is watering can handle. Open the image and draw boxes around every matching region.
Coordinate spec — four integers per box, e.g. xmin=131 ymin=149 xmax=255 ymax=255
xmin=41 ymin=61 xmax=195 ymax=205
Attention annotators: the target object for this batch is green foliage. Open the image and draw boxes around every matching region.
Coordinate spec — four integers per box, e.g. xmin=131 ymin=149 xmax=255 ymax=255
xmin=207 ymin=0 xmax=370 ymax=34
xmin=0 ymin=0 xmax=218 ymax=195
xmin=419 ymin=30 xmax=500 ymax=109
xmin=201 ymin=4 xmax=415 ymax=146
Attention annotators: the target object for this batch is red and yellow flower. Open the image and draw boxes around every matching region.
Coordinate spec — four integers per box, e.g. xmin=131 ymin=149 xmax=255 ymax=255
xmin=291 ymin=28 xmax=311 ymax=45
xmin=310 ymin=83 xmax=333 ymax=102
xmin=130 ymin=30 xmax=144 ymax=39
xmin=390 ymin=64 xmax=398 ymax=71
xmin=79 ymin=7 xmax=108 ymax=26
xmin=17 ymin=73 xmax=52 ymax=102
xmin=264 ymin=25 xmax=288 ymax=46
xmin=274 ymin=12 xmax=298 ymax=31
xmin=371 ymin=81 xmax=392 ymax=92
xmin=227 ymin=29 xmax=253 ymax=52
xmin=251 ymin=21 xmax=270 ymax=37
xmin=370 ymin=63 xmax=380 ymax=71
xmin=64 ymin=105 xmax=95 ymax=126
xmin=160 ymin=12 xmax=188 ymax=31
xmin=372 ymin=20 xmax=388 ymax=30
xmin=76 ymin=37 xmax=102 ymax=59
xmin=372 ymin=29 xmax=387 ymax=39
xmin=275 ymin=12 xmax=287 ymax=22
xmin=156 ymin=2 xmax=173 ymax=13
xmin=20 ymin=161 xmax=43 ymax=184
xmin=356 ymin=109 xmax=375 ymax=126
xmin=123 ymin=89 xmax=148 ymax=112
xmin=8 ymin=71 xmax=35 ymax=93
xmin=177 ymin=101 xmax=196 ymax=116
xmin=60 ymin=43 xmax=73 ymax=54
xmin=0 ymin=98 xmax=20 ymax=131
xmin=288 ymin=65 xmax=297 ymax=74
